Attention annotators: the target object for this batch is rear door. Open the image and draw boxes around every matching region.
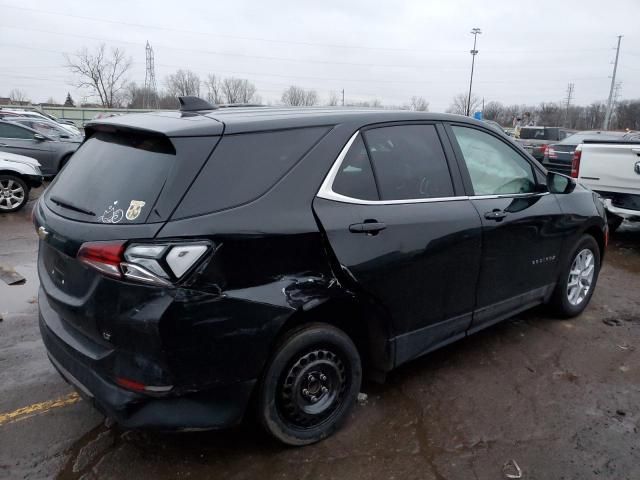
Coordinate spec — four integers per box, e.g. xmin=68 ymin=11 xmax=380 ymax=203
xmin=314 ymin=123 xmax=482 ymax=365
xmin=446 ymin=124 xmax=565 ymax=332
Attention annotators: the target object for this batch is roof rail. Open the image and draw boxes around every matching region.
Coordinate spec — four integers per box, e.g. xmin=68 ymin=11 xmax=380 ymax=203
xmin=178 ymin=96 xmax=217 ymax=112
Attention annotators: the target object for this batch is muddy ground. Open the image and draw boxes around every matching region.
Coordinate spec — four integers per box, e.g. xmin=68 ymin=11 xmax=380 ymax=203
xmin=1 ymin=188 xmax=639 ymax=480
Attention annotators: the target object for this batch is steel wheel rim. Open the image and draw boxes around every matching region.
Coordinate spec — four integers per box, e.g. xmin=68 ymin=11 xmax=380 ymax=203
xmin=0 ymin=179 xmax=25 ymax=211
xmin=567 ymin=248 xmax=595 ymax=306
xmin=277 ymin=348 xmax=348 ymax=429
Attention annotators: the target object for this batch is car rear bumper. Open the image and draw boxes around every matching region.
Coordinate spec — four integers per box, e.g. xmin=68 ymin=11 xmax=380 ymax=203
xmin=39 ymin=290 xmax=256 ymax=431
xmin=602 ymin=198 xmax=640 ymax=220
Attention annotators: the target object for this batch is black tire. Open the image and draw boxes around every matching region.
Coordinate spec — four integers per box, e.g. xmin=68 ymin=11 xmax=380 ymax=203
xmin=257 ymin=323 xmax=362 ymax=446
xmin=607 ymin=214 xmax=623 ymax=233
xmin=0 ymin=174 xmax=29 ymax=213
xmin=550 ymin=234 xmax=601 ymax=318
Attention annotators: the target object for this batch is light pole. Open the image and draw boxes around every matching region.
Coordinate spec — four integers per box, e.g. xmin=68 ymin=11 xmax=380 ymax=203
xmin=466 ymin=28 xmax=482 ymax=117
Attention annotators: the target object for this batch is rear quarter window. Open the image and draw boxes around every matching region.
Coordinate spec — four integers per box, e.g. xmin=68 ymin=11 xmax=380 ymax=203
xmin=174 ymin=126 xmax=330 ymax=218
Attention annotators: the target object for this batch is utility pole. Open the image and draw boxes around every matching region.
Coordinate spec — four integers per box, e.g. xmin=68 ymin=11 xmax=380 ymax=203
xmin=564 ymin=83 xmax=574 ymax=127
xmin=466 ymin=27 xmax=482 ymax=117
xmin=603 ymin=35 xmax=622 ymax=130
xmin=341 ymin=89 xmax=345 ymax=107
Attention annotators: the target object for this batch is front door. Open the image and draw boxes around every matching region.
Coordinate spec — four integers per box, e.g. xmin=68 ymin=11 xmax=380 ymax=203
xmin=0 ymin=122 xmax=53 ymax=169
xmin=447 ymin=124 xmax=565 ymax=332
xmin=314 ymin=124 xmax=482 ymax=366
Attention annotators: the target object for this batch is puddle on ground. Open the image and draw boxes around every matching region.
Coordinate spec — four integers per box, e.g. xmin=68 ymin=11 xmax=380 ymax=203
xmin=0 ymin=261 xmax=39 ymax=315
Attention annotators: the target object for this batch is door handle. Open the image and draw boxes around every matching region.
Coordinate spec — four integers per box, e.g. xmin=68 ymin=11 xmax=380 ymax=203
xmin=0 ymin=143 xmax=8 ymax=147
xmin=484 ymin=210 xmax=507 ymax=221
xmin=349 ymin=221 xmax=387 ymax=234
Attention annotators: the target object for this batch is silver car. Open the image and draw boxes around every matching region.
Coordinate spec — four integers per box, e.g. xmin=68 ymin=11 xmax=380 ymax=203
xmin=0 ymin=151 xmax=43 ymax=213
xmin=0 ymin=120 xmax=79 ymax=176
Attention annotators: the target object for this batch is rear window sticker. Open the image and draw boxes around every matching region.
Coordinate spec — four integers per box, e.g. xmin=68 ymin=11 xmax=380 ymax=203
xmin=98 ymin=201 xmax=124 ymax=224
xmin=126 ymin=200 xmax=146 ymax=221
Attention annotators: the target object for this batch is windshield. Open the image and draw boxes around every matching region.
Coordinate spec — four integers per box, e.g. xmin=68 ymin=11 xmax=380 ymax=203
xmin=46 ymin=131 xmax=176 ymax=224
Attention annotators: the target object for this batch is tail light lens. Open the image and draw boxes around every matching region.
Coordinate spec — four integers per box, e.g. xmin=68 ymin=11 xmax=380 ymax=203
xmin=547 ymin=146 xmax=557 ymax=160
xmin=77 ymin=241 xmax=126 ymax=278
xmin=77 ymin=240 xmax=209 ymax=286
xmin=571 ymin=146 xmax=582 ymax=178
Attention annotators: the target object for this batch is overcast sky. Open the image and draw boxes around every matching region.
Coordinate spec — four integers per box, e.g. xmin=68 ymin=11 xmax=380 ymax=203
xmin=1 ymin=0 xmax=639 ymax=111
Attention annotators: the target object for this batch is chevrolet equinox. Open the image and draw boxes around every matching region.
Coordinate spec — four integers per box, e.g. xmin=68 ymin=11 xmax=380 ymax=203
xmin=35 ymin=97 xmax=607 ymax=445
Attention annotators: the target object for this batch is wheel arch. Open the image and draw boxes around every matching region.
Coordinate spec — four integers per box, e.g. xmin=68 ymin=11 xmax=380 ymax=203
xmin=274 ymin=294 xmax=395 ymax=378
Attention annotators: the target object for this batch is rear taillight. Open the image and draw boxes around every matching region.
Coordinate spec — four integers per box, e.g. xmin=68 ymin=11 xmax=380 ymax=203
xmin=77 ymin=241 xmax=126 ymax=278
xmin=547 ymin=146 xmax=557 ymax=160
xmin=77 ymin=241 xmax=209 ymax=286
xmin=571 ymin=146 xmax=582 ymax=178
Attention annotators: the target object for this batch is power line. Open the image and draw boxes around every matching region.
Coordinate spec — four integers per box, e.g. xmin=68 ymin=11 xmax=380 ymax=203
xmin=0 ymin=3 xmax=614 ymax=56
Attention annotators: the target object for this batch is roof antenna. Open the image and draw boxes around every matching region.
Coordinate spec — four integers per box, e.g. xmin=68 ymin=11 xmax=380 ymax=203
xmin=178 ymin=96 xmax=217 ymax=112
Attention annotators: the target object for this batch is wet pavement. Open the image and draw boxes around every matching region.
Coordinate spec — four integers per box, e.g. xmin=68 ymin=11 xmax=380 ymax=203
xmin=1 ymin=188 xmax=639 ymax=480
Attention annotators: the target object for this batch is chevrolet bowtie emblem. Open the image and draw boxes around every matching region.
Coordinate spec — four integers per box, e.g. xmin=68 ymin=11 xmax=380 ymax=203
xmin=37 ymin=226 xmax=49 ymax=240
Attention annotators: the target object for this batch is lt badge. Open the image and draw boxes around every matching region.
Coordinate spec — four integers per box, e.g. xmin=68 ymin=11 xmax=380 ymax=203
xmin=126 ymin=200 xmax=146 ymax=221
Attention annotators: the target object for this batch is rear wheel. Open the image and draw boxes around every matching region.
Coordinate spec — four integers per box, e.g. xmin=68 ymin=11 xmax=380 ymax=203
xmin=257 ymin=323 xmax=362 ymax=446
xmin=550 ymin=235 xmax=600 ymax=317
xmin=0 ymin=175 xmax=28 ymax=213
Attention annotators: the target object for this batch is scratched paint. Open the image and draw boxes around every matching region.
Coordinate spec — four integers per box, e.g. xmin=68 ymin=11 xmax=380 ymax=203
xmin=0 ymin=393 xmax=81 ymax=426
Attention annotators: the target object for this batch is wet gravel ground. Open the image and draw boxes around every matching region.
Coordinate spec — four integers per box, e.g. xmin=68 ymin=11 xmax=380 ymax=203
xmin=1 ymin=188 xmax=639 ymax=480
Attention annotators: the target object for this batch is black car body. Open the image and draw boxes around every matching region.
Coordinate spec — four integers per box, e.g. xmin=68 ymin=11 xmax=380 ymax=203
xmin=543 ymin=130 xmax=636 ymax=175
xmin=517 ymin=126 xmax=573 ymax=160
xmin=35 ymin=104 xmax=607 ymax=445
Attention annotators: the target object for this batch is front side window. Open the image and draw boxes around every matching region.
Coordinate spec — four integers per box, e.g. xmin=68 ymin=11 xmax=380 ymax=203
xmin=451 ymin=126 xmax=536 ymax=196
xmin=0 ymin=123 xmax=33 ymax=139
xmin=331 ymin=135 xmax=378 ymax=200
xmin=363 ymin=125 xmax=454 ymax=200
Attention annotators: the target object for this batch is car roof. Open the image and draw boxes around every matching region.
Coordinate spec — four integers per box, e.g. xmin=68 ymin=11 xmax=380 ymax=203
xmin=87 ymin=107 xmax=485 ymax=137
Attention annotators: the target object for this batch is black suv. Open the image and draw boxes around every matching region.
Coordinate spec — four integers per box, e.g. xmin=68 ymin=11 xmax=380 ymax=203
xmin=36 ymin=99 xmax=607 ymax=445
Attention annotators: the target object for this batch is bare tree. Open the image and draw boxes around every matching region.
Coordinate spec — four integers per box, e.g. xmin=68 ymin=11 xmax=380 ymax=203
xmin=65 ymin=44 xmax=132 ymax=108
xmin=327 ymin=91 xmax=339 ymax=106
xmin=409 ymin=96 xmax=429 ymax=111
xmin=482 ymin=101 xmax=503 ymax=122
xmin=220 ymin=77 xmax=259 ymax=104
xmin=8 ymin=88 xmax=29 ymax=103
xmin=447 ymin=93 xmax=480 ymax=115
xmin=166 ymin=70 xmax=200 ymax=98
xmin=204 ymin=74 xmax=224 ymax=104
xmin=281 ymin=86 xmax=318 ymax=106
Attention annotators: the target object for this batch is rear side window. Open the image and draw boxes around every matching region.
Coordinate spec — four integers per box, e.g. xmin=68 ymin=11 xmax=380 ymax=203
xmin=332 ymin=135 xmax=378 ymax=200
xmin=0 ymin=123 xmax=32 ymax=139
xmin=175 ymin=127 xmax=329 ymax=217
xmin=363 ymin=125 xmax=454 ymax=200
xmin=46 ymin=131 xmax=176 ymax=223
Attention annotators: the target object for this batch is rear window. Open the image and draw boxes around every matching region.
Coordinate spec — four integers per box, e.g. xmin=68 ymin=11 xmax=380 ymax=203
xmin=46 ymin=131 xmax=176 ymax=224
xmin=520 ymin=128 xmax=558 ymax=141
xmin=174 ymin=127 xmax=329 ymax=218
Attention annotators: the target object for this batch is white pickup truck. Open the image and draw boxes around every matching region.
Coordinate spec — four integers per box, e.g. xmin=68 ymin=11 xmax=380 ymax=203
xmin=573 ymin=139 xmax=640 ymax=231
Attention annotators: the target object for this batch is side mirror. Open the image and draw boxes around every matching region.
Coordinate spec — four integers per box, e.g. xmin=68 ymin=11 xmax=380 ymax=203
xmin=33 ymin=133 xmax=47 ymax=141
xmin=547 ymin=171 xmax=576 ymax=194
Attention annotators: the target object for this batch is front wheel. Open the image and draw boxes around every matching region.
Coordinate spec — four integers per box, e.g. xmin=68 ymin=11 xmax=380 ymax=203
xmin=0 ymin=175 xmax=29 ymax=213
xmin=550 ymin=235 xmax=601 ymax=317
xmin=257 ymin=323 xmax=362 ymax=446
